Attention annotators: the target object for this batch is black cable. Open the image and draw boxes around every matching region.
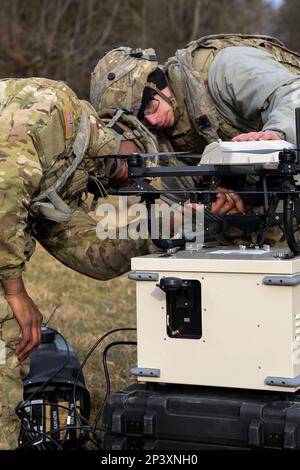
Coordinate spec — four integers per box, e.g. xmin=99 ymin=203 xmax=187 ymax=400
xmin=284 ymin=194 xmax=300 ymax=253
xmin=93 ymin=340 xmax=137 ymax=432
xmin=17 ymin=400 xmax=77 ymax=450
xmin=72 ymin=328 xmax=136 ymax=446
xmin=17 ymin=401 xmax=103 ymax=450
xmin=17 ymin=411 xmax=63 ymax=451
xmin=17 ymin=424 xmax=101 ymax=450
xmin=44 ymin=305 xmax=60 ymax=327
xmin=72 ymin=328 xmax=136 ymax=422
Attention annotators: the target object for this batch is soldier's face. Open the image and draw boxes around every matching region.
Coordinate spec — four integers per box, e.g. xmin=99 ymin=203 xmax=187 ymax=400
xmin=143 ymin=86 xmax=174 ymax=129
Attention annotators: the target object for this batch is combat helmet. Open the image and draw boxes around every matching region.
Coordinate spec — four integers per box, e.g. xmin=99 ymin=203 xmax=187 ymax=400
xmin=90 ymin=47 xmax=159 ymax=116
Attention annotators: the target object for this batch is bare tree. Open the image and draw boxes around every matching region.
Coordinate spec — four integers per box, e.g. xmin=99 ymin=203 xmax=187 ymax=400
xmin=0 ymin=0 xmax=123 ymax=96
xmin=272 ymin=0 xmax=300 ymax=53
xmin=0 ymin=0 xmax=277 ymax=98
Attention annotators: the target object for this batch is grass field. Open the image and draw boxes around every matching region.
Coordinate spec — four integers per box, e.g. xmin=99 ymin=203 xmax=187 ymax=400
xmin=23 ymin=242 xmax=138 ymax=427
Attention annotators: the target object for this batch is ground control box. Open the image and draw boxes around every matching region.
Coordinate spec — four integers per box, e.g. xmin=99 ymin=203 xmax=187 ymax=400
xmin=129 ymin=247 xmax=300 ymax=393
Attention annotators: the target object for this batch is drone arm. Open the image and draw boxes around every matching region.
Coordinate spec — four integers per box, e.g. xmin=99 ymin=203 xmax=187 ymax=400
xmin=284 ymin=194 xmax=300 ymax=254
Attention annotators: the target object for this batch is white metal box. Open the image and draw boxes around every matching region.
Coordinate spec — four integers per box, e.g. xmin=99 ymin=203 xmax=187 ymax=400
xmin=130 ymin=247 xmax=300 ymax=392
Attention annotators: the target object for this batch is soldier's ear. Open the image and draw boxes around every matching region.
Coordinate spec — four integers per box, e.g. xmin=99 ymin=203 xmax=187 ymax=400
xmin=119 ymin=139 xmax=139 ymax=155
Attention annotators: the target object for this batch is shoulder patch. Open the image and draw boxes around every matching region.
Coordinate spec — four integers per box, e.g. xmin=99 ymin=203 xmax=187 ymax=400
xmin=61 ymin=105 xmax=75 ymax=139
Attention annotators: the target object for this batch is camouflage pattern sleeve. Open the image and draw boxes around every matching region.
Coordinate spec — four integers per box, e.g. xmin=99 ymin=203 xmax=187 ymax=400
xmin=0 ymin=77 xmax=79 ymax=280
xmin=0 ymin=115 xmax=43 ymax=281
xmin=34 ymin=205 xmax=156 ymax=280
xmin=79 ymin=99 xmax=118 ymax=158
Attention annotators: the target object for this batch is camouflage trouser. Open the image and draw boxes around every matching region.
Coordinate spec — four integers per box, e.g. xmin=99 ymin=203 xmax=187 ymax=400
xmin=0 ymin=283 xmax=28 ymax=450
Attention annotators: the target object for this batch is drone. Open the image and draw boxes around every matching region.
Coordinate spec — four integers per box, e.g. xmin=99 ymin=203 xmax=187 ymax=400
xmin=110 ymin=132 xmax=300 ymax=254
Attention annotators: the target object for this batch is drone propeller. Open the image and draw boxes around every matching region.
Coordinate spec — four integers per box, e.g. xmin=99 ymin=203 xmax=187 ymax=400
xmin=224 ymin=148 xmax=298 ymax=155
xmin=106 ymin=151 xmax=202 ymax=159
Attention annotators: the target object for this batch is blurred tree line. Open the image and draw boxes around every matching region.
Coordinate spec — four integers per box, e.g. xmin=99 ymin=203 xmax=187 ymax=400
xmin=0 ymin=0 xmax=297 ymax=99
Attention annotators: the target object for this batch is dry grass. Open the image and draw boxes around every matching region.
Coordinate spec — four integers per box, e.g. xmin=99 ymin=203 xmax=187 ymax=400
xmin=23 ymin=243 xmax=138 ymax=424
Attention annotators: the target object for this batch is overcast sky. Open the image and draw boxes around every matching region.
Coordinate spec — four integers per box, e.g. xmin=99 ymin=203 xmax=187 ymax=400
xmin=271 ymin=0 xmax=283 ymax=6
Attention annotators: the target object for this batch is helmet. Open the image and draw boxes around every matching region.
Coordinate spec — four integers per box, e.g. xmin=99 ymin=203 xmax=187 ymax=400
xmin=90 ymin=47 xmax=158 ymax=116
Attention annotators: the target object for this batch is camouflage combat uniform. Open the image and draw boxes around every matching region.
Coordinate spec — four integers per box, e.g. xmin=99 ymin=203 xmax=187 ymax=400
xmin=158 ymin=36 xmax=300 ymax=245
xmin=0 ymin=77 xmax=153 ymax=449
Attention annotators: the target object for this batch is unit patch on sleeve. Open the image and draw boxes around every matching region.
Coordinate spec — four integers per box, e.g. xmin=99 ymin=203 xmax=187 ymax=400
xmin=61 ymin=105 xmax=75 ymax=139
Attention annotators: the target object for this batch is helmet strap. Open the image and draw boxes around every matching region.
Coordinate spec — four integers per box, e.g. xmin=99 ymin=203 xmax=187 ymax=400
xmin=101 ymin=109 xmax=145 ymax=153
xmin=145 ymin=82 xmax=178 ymax=116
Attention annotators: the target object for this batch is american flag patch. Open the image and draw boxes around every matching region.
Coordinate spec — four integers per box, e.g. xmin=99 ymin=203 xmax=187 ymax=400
xmin=62 ymin=105 xmax=75 ymax=139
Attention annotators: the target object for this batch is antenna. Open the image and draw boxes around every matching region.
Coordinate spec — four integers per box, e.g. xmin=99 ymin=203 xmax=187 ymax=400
xmin=295 ymin=107 xmax=300 ymax=164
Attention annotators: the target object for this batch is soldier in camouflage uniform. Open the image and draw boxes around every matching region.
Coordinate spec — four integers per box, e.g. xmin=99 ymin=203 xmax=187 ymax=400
xmin=91 ymin=35 xmax=300 ymax=244
xmin=0 ymin=77 xmax=158 ymax=449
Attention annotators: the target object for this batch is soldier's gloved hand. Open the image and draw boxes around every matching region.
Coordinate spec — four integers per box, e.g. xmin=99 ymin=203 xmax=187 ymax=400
xmin=2 ymin=277 xmax=43 ymax=361
xmin=211 ymin=187 xmax=246 ymax=215
xmin=231 ymin=131 xmax=282 ymax=142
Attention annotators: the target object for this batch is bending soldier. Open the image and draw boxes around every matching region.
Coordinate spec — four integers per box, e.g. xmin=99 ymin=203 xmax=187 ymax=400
xmin=0 ymin=76 xmax=157 ymax=449
xmin=91 ymin=35 xmax=300 ymax=241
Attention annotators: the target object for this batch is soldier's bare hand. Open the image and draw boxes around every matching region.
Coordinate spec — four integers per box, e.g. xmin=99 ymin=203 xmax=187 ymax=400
xmin=109 ymin=159 xmax=129 ymax=187
xmin=211 ymin=187 xmax=245 ymax=215
xmin=2 ymin=278 xmax=43 ymax=361
xmin=120 ymin=140 xmax=139 ymax=154
xmin=169 ymin=199 xmax=204 ymax=233
xmin=108 ymin=139 xmax=140 ymax=187
xmin=232 ymin=131 xmax=282 ymax=142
